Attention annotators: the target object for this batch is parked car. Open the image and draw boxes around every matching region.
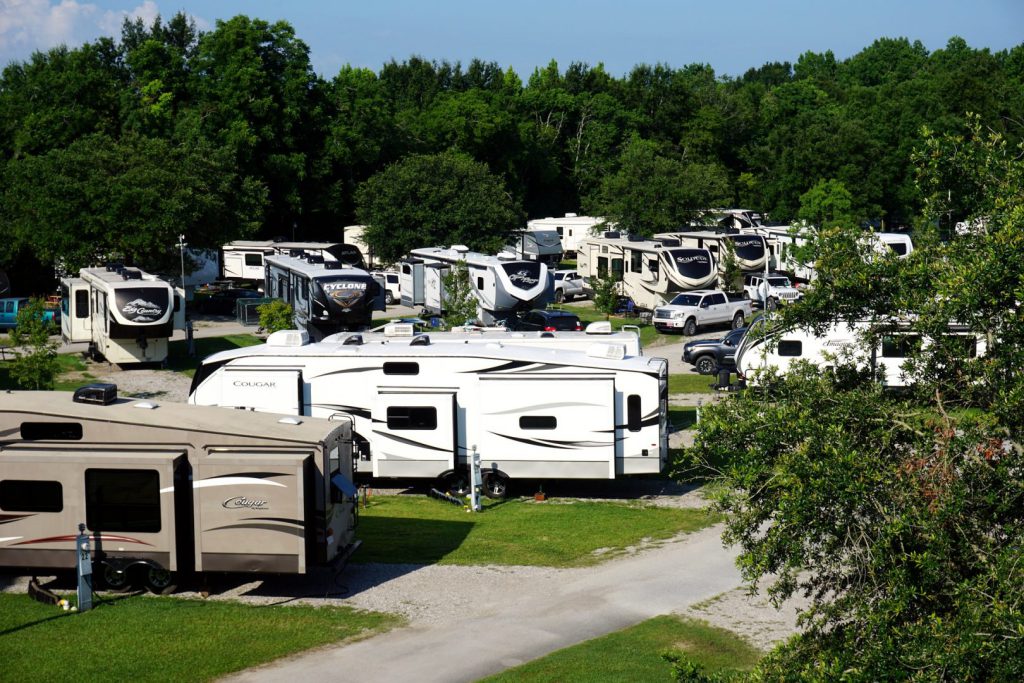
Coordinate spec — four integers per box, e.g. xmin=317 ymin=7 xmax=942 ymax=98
xmin=0 ymin=297 xmax=60 ymax=330
xmin=506 ymin=309 xmax=582 ymax=331
xmin=372 ymin=270 xmax=401 ymax=305
xmin=553 ymin=270 xmax=585 ymax=303
xmin=651 ymin=289 xmax=752 ymax=336
xmin=682 ymin=327 xmax=747 ymax=375
xmin=743 ymin=273 xmax=802 ymax=311
xmin=193 ymin=287 xmax=265 ymax=315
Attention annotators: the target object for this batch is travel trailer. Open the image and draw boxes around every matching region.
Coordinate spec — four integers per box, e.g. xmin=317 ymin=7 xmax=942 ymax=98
xmin=398 ymin=258 xmax=426 ymax=308
xmin=526 ymin=214 xmax=606 ymax=256
xmin=0 ymin=387 xmax=358 ymax=592
xmin=407 ymin=246 xmax=553 ymax=325
xmin=264 ymin=254 xmax=384 ymax=340
xmin=189 ymin=330 xmax=669 ymax=497
xmin=61 ymin=265 xmax=185 ymax=364
xmin=576 ymin=232 xmax=718 ymax=310
xmin=654 ymin=230 xmax=769 ymax=275
xmin=506 ymin=230 xmax=565 ymax=265
xmin=222 ymin=241 xmax=368 ymax=285
xmin=342 ymin=225 xmax=381 ymax=268
xmin=735 ymin=317 xmax=983 ymax=388
xmin=325 ymin=319 xmax=644 ymax=356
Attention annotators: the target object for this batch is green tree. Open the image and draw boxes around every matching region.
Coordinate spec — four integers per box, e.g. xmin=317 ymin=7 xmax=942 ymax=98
xmin=5 ymin=299 xmax=59 ymax=389
xmin=590 ymin=273 xmax=620 ymax=318
xmin=797 ymin=178 xmax=857 ymax=226
xmin=439 ymin=261 xmax=479 ymax=327
xmin=355 ymin=150 xmax=524 ymax=263
xmin=681 ymin=121 xmax=1024 ymax=679
xmin=586 ymin=136 xmax=731 ymax=236
xmin=257 ymin=299 xmax=294 ymax=334
xmin=717 ymin=238 xmax=743 ymax=293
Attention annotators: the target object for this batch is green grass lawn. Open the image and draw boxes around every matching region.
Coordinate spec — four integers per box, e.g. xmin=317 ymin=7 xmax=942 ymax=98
xmin=481 ymin=614 xmax=762 ymax=682
xmin=0 ymin=593 xmax=401 ymax=683
xmin=668 ymin=373 xmax=736 ymax=395
xmin=167 ymin=333 xmax=263 ymax=377
xmin=355 ymin=496 xmax=719 ymax=567
xmin=669 ymin=406 xmax=698 ymax=431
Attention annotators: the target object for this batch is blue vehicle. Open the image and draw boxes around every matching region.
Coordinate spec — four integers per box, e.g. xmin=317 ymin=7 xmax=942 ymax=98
xmin=0 ymin=297 xmax=61 ymax=330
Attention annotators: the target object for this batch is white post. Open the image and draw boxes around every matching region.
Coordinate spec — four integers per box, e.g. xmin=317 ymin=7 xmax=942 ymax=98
xmin=469 ymin=446 xmax=482 ymax=512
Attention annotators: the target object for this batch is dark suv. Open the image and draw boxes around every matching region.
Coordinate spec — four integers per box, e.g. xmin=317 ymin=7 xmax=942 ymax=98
xmin=682 ymin=326 xmax=747 ymax=374
xmin=507 ymin=309 xmax=582 ymax=332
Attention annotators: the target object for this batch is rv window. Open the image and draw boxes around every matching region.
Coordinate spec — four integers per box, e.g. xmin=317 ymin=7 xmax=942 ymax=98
xmin=648 ymin=258 xmax=659 ymax=275
xmin=383 ymin=362 xmax=419 ymax=375
xmin=882 ymin=335 xmax=922 ymax=358
xmin=85 ymin=469 xmax=161 ymax=533
xmin=0 ymin=480 xmax=63 ymax=512
xmin=173 ymin=294 xmax=181 ymax=313
xmin=245 ymin=253 xmax=263 ymax=267
xmin=520 ymin=416 xmax=557 ymax=430
xmin=630 ymin=251 xmax=643 ymax=273
xmin=477 ymin=277 xmax=484 ymax=290
xmin=75 ymin=289 xmax=89 ymax=318
xmin=627 ymin=395 xmax=642 ymax=432
xmin=386 ymin=406 xmax=437 ymax=430
xmin=778 ymin=340 xmax=802 ymax=357
xmin=20 ymin=422 xmax=83 ymax=441
xmin=597 ymin=257 xmax=608 ymax=278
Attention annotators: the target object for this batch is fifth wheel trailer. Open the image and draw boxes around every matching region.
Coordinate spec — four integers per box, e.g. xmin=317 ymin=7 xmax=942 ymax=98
xmin=189 ymin=330 xmax=669 ymax=497
xmin=0 ymin=387 xmax=358 ymax=592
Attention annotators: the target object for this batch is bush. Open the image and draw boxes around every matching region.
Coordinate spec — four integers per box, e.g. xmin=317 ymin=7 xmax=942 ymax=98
xmin=257 ymin=299 xmax=294 ymax=334
xmin=6 ymin=299 xmax=59 ymax=389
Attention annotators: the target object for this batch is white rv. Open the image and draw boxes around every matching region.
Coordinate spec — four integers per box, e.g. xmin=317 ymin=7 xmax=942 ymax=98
xmin=0 ymin=387 xmax=358 ymax=592
xmin=654 ymin=230 xmax=769 ymax=275
xmin=342 ymin=225 xmax=380 ymax=268
xmin=222 ymin=240 xmax=368 ymax=285
xmin=61 ymin=265 xmax=185 ymax=364
xmin=576 ymin=232 xmax=717 ymax=310
xmin=265 ymin=254 xmax=384 ymax=340
xmin=189 ymin=331 xmax=669 ymax=497
xmin=408 ymin=246 xmax=553 ymax=325
xmin=326 ymin=319 xmax=644 ymax=357
xmin=526 ymin=214 xmax=607 ymax=256
xmin=736 ymin=317 xmax=983 ymax=388
xmin=507 ymin=229 xmax=565 ymax=265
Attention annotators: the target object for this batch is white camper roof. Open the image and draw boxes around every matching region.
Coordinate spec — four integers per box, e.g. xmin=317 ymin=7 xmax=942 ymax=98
xmin=265 ymin=254 xmax=370 ymax=279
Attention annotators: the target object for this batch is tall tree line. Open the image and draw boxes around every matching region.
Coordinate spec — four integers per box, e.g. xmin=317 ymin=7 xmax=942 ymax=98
xmin=1 ymin=13 xmax=1022 ymax=276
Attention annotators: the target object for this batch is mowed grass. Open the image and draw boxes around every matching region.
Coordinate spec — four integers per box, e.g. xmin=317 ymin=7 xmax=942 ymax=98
xmin=481 ymin=614 xmax=762 ymax=682
xmin=355 ymin=496 xmax=719 ymax=567
xmin=0 ymin=351 xmax=98 ymax=391
xmin=0 ymin=593 xmax=401 ymax=683
xmin=167 ymin=333 xmax=263 ymax=377
xmin=669 ymin=372 xmax=736 ymax=395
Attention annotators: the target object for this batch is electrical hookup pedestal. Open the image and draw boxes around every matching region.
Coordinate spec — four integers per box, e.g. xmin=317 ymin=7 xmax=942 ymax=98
xmin=76 ymin=523 xmax=93 ymax=612
xmin=468 ymin=446 xmax=482 ymax=512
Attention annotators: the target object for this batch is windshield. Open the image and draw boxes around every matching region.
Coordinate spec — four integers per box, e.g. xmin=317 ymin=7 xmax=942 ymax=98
xmin=666 ymin=249 xmax=712 ymax=279
xmin=325 ymin=244 xmax=366 ymax=269
xmin=113 ymin=287 xmax=170 ymax=323
xmin=887 ymin=242 xmax=908 ymax=256
xmin=728 ymin=235 xmax=765 ymax=261
xmin=768 ymin=277 xmax=791 ymax=287
xmin=669 ymin=294 xmax=701 ymax=307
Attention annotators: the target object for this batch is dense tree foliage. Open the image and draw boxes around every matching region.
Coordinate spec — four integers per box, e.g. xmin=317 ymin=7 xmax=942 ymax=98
xmin=0 ymin=15 xmax=1020 ymax=283
xmin=680 ymin=121 xmax=1024 ymax=679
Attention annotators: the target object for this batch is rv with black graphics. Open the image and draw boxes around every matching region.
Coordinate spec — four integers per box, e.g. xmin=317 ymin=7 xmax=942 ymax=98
xmin=575 ymin=232 xmax=718 ymax=310
xmin=405 ymin=246 xmax=553 ymax=325
xmin=0 ymin=386 xmax=359 ymax=593
xmin=189 ymin=330 xmax=669 ymax=498
xmin=61 ymin=265 xmax=185 ymax=364
xmin=506 ymin=229 xmax=565 ymax=265
xmin=264 ymin=254 xmax=384 ymax=340
xmin=653 ymin=230 xmax=769 ymax=275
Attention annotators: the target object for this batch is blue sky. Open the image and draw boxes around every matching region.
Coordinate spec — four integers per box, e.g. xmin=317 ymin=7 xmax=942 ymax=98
xmin=1 ymin=0 xmax=1021 ymax=78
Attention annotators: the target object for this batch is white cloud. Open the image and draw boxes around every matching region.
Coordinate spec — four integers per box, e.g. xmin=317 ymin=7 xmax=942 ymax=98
xmin=98 ymin=0 xmax=158 ymax=35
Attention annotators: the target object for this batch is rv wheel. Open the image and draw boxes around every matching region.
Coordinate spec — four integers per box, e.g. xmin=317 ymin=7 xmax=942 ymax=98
xmin=144 ymin=565 xmax=176 ymax=595
xmin=100 ymin=563 xmax=131 ymax=592
xmin=439 ymin=469 xmax=470 ymax=496
xmin=482 ymin=471 xmax=509 ymax=499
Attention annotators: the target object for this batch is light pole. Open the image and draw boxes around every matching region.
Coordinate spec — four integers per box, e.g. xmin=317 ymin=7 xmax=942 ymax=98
xmin=177 ymin=234 xmax=187 ymax=294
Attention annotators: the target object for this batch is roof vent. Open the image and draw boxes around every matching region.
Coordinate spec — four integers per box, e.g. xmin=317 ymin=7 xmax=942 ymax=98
xmin=133 ymin=401 xmax=158 ymax=410
xmin=451 ymin=244 xmax=470 ymax=253
xmin=306 ymin=254 xmax=324 ymax=264
xmin=323 ymin=261 xmax=344 ymax=270
xmin=122 ymin=269 xmax=143 ymax=280
xmin=586 ymin=342 xmax=626 ymax=361
xmin=73 ymin=383 xmax=117 ymax=405
xmin=384 ymin=323 xmax=415 ymax=337
xmin=565 ymin=213 xmax=578 ymax=217
xmin=585 ymin=321 xmax=613 ymax=334
xmin=410 ymin=335 xmax=430 ymax=346
xmin=603 ymin=231 xmax=621 ymax=239
xmin=267 ymin=330 xmax=309 ymax=347
xmin=342 ymin=334 xmax=363 ymax=345
xmin=277 ymin=416 xmax=302 ymax=425
xmin=289 ymin=249 xmax=304 ymax=257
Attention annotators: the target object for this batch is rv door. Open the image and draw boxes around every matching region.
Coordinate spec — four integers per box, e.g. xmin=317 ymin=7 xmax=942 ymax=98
xmin=371 ymin=390 xmax=457 ymax=478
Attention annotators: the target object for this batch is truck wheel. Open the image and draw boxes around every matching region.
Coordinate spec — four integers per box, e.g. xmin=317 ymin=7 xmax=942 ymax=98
xmin=482 ymin=471 xmax=509 ymax=499
xmin=554 ymin=289 xmax=564 ymax=303
xmin=683 ymin=318 xmax=697 ymax=336
xmin=766 ymin=297 xmax=778 ymax=312
xmin=695 ymin=356 xmax=717 ymax=375
xmin=385 ymin=291 xmax=394 ymax=305
xmin=732 ymin=311 xmax=745 ymax=330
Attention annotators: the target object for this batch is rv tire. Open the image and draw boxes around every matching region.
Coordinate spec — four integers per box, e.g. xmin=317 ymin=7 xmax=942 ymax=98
xmin=144 ymin=565 xmax=176 ymax=595
xmin=731 ymin=311 xmax=745 ymax=330
xmin=683 ymin=318 xmax=697 ymax=336
xmin=99 ymin=562 xmax=131 ymax=592
xmin=482 ymin=471 xmax=509 ymax=499
xmin=439 ymin=469 xmax=470 ymax=497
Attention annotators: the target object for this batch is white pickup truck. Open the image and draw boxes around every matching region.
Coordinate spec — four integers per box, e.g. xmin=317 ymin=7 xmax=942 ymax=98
xmin=553 ymin=269 xmax=586 ymax=302
xmin=652 ymin=289 xmax=752 ymax=336
xmin=743 ymin=273 xmax=802 ymax=311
